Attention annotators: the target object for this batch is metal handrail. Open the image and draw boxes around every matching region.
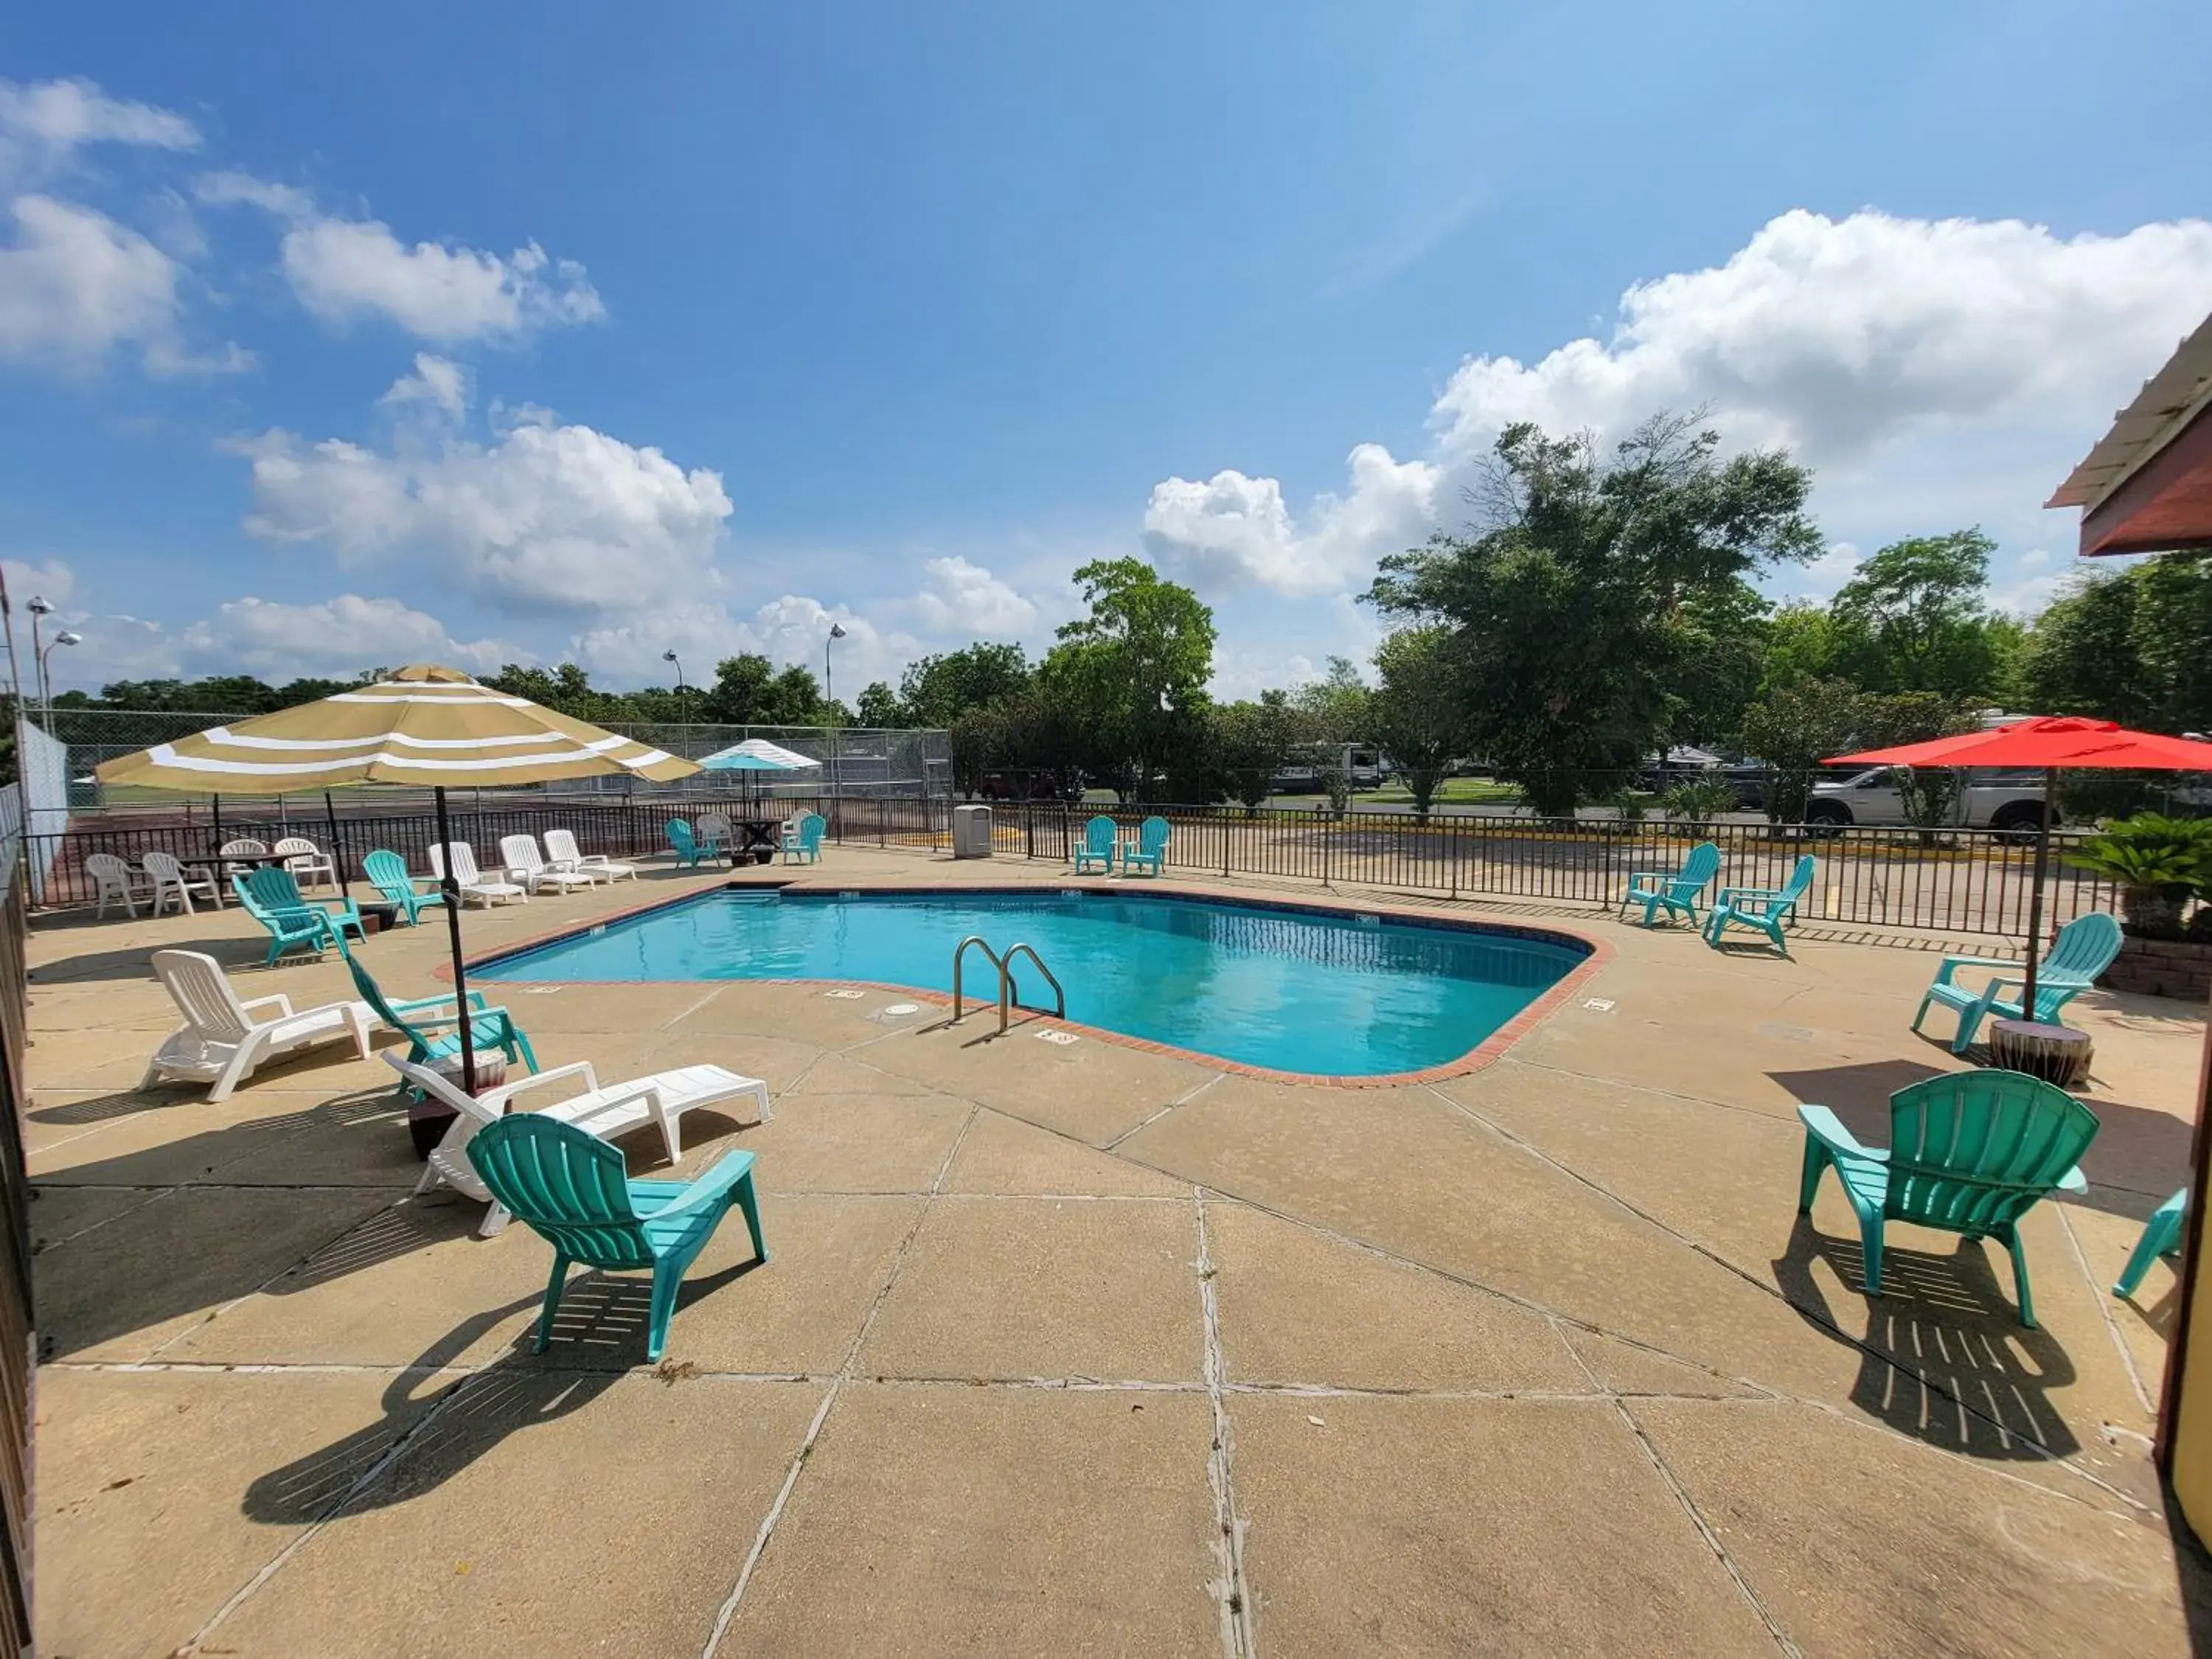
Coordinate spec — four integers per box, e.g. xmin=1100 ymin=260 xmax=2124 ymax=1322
xmin=951 ymin=935 xmax=1004 ymax=1023
xmin=998 ymin=941 xmax=1065 ymax=1034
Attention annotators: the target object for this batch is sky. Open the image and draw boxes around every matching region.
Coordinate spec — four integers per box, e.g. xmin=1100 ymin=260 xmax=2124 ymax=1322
xmin=1 ymin=1 xmax=2210 ymax=705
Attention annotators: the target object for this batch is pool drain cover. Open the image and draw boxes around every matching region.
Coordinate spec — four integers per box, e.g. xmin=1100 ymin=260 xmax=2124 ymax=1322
xmin=1036 ymin=1029 xmax=1080 ymax=1046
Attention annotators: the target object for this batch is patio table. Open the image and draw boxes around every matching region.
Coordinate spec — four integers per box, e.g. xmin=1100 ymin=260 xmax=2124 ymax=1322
xmin=725 ymin=818 xmax=782 ymax=865
xmin=170 ymin=849 xmax=292 ymax=905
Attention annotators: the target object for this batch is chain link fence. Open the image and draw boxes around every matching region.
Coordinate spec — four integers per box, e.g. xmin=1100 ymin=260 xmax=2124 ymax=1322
xmin=41 ymin=709 xmax=950 ymax=813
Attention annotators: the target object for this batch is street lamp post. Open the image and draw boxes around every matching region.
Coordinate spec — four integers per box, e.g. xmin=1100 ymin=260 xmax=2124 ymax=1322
xmin=26 ymin=596 xmax=52 ymax=726
xmin=825 ymin=621 xmax=847 ymax=813
xmin=662 ymin=649 xmax=689 ymax=725
xmin=38 ymin=630 xmax=80 ymax=733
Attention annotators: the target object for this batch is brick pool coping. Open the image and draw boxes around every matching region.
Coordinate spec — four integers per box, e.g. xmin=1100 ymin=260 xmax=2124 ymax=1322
xmin=438 ymin=868 xmax=1615 ymax=1088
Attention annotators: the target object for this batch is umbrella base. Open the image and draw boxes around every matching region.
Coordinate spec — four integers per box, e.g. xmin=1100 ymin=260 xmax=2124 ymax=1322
xmin=1988 ymin=1019 xmax=2092 ymax=1088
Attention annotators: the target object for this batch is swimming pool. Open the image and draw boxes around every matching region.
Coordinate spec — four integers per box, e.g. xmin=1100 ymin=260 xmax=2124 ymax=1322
xmin=477 ymin=888 xmax=1588 ymax=1078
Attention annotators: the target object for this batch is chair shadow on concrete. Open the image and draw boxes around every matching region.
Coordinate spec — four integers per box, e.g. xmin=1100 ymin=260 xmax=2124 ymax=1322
xmin=243 ymin=1253 xmax=768 ymax=1524
xmin=1773 ymin=1214 xmax=2081 ymax=1461
xmin=27 ymin=934 xmax=277 ymax=984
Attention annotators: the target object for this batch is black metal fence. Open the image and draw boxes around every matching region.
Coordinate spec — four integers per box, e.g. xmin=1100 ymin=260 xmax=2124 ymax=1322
xmin=23 ymin=793 xmax=2122 ymax=941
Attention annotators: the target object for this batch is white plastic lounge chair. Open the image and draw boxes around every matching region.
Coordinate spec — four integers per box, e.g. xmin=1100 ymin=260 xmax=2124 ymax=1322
xmin=142 ymin=948 xmax=374 ymax=1101
xmin=387 ymin=1051 xmax=771 ymax=1235
xmin=142 ymin=850 xmax=223 ymax=916
xmin=273 ymin=835 xmax=339 ymax=894
xmin=84 ymin=852 xmax=152 ymax=919
xmin=543 ymin=827 xmax=636 ymax=883
xmin=500 ymin=833 xmax=597 ymax=894
xmin=431 ymin=841 xmax=529 ymax=905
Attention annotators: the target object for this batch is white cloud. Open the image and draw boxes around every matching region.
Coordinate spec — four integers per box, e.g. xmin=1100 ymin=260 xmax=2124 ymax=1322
xmin=0 ymin=78 xmax=198 ymax=182
xmin=198 ymin=170 xmax=604 ymax=343
xmin=2017 ymin=547 xmax=2051 ymax=569
xmin=1796 ymin=540 xmax=1862 ymax=595
xmin=570 ymin=594 xmax=922 ymax=697
xmin=280 ymin=218 xmax=603 ymax=342
xmin=1 ymin=555 xmax=77 ymax=608
xmin=1144 ymin=209 xmax=2212 ymax=601
xmin=1144 ymin=442 xmax=1439 ymax=596
xmin=906 ymin=555 xmax=1040 ymax=636
xmin=237 ymin=411 xmax=733 ymax=613
xmin=1429 ymin=210 xmax=2212 ymax=466
xmin=176 ymin=594 xmax=510 ymax=680
xmin=0 ymin=194 xmax=179 ymax=369
xmin=380 ymin=352 xmax=467 ymax=420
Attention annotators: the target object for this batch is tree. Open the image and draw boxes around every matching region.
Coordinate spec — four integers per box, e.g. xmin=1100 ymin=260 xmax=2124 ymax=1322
xmin=1828 ymin=529 xmax=2014 ymax=700
xmin=2016 ymin=553 xmax=2212 ymax=737
xmin=855 ymin=681 xmax=904 ymax=728
xmin=700 ymin=654 xmax=828 ymax=726
xmin=1211 ymin=693 xmax=1300 ymax=810
xmin=2017 ymin=568 xmax=2151 ymax=725
xmin=1368 ymin=412 xmax=1821 ymax=815
xmin=1293 ymin=656 xmax=1371 ymax=816
xmin=897 ymin=643 xmax=1031 ymax=727
xmin=484 ymin=662 xmax=623 ymax=721
xmin=1041 ymin=559 xmax=1215 ymax=800
xmin=1739 ymin=679 xmax=1975 ymax=830
xmin=1367 ymin=627 xmax=1461 ymax=819
xmin=1739 ymin=678 xmax=1866 ymax=827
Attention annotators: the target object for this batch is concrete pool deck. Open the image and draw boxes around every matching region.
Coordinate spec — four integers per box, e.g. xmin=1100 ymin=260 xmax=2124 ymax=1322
xmin=24 ymin=848 xmax=2211 ymax=1655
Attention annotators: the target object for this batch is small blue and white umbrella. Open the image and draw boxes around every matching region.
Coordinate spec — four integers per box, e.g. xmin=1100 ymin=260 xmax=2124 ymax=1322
xmin=697 ymin=738 xmax=821 ymax=772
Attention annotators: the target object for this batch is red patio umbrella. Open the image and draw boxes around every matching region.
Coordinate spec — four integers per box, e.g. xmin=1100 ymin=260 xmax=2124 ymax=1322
xmin=1827 ymin=717 xmax=2212 ymax=1015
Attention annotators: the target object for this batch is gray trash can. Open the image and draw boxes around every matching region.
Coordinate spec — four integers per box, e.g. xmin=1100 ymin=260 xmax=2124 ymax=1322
xmin=952 ymin=803 xmax=993 ymax=859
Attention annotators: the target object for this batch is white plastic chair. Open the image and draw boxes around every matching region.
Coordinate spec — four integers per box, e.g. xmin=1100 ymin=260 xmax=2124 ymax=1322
xmin=543 ymin=827 xmax=636 ymax=883
xmin=273 ymin=835 xmax=339 ymax=894
xmin=218 ymin=838 xmax=269 ymax=883
xmin=387 ymin=1051 xmax=770 ymax=1235
xmin=142 ymin=850 xmax=222 ymax=916
xmin=499 ymin=833 xmax=595 ymax=894
xmin=142 ymin=949 xmax=374 ymax=1101
xmin=84 ymin=853 xmax=151 ymax=919
xmin=430 ymin=841 xmax=528 ymax=905
xmin=695 ymin=811 xmax=733 ymax=852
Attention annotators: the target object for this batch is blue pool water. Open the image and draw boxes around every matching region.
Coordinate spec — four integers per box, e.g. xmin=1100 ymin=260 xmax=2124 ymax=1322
xmin=478 ymin=889 xmax=1585 ymax=1077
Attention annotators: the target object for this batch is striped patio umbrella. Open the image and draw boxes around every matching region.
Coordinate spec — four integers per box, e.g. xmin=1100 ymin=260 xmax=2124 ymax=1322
xmin=97 ymin=664 xmax=699 ymax=1086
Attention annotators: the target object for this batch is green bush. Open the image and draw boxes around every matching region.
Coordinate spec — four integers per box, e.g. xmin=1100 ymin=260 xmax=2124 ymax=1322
xmin=1660 ymin=779 xmax=1739 ymax=827
xmin=2067 ymin=813 xmax=2212 ymax=940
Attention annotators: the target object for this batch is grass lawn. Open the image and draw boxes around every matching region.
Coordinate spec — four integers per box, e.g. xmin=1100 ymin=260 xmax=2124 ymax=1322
xmin=1364 ymin=777 xmax=1523 ymax=806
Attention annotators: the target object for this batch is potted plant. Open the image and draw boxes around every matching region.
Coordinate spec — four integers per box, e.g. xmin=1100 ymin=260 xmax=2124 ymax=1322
xmin=2067 ymin=813 xmax=2212 ymax=941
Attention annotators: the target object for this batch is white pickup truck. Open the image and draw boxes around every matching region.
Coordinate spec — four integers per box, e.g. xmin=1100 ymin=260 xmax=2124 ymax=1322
xmin=1804 ymin=768 xmax=2054 ymax=835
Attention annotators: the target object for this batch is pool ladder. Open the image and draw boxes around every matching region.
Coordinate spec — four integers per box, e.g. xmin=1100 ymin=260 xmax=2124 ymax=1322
xmin=950 ymin=936 xmax=1066 ymax=1035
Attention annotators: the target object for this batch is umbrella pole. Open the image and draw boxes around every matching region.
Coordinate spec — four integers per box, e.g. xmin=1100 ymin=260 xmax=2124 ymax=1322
xmin=211 ymin=793 xmax=221 ymax=847
xmin=434 ymin=785 xmax=479 ymax=1093
xmin=324 ymin=790 xmax=346 ymax=893
xmin=2021 ymin=766 xmax=2053 ymax=1018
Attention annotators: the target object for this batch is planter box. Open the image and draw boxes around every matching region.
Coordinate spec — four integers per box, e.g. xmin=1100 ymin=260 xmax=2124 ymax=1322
xmin=2099 ymin=935 xmax=2212 ymax=1002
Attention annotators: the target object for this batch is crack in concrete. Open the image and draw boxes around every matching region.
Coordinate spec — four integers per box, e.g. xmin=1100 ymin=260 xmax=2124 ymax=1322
xmin=1194 ymin=1190 xmax=1256 ymax=1659
xmin=698 ymin=1102 xmax=980 ymax=1659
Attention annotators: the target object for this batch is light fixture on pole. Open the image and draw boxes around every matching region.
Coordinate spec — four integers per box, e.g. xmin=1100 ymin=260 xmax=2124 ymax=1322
xmin=38 ymin=630 xmax=80 ymax=732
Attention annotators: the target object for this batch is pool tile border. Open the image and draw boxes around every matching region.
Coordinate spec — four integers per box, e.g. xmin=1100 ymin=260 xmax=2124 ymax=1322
xmin=447 ymin=871 xmax=1615 ymax=1089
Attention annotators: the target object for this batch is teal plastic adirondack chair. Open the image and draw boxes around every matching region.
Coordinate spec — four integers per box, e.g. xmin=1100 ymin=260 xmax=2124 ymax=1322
xmin=465 ymin=1113 xmax=767 ymax=1363
xmin=1913 ymin=911 xmax=2123 ymax=1055
xmin=362 ymin=849 xmax=448 ymax=925
xmin=1620 ymin=841 xmax=1721 ymax=928
xmin=1796 ymin=1068 xmax=2098 ymax=1328
xmin=1703 ymin=855 xmax=1817 ymax=954
xmin=1073 ymin=815 xmax=1117 ymax=875
xmin=234 ymin=866 xmax=366 ymax=965
xmin=341 ymin=949 xmax=539 ymax=1079
xmin=2115 ymin=1188 xmax=2186 ymax=1299
xmin=1121 ymin=815 xmax=1170 ymax=877
xmin=780 ymin=812 xmax=826 ymax=864
xmin=666 ymin=819 xmax=714 ymax=869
